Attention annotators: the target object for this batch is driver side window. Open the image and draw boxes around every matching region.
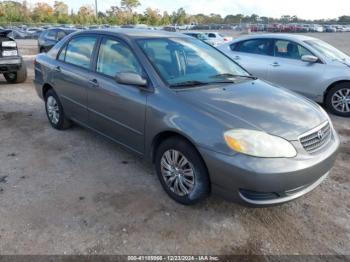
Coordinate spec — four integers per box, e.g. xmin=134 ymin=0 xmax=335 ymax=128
xmin=274 ymin=40 xmax=313 ymax=60
xmin=96 ymin=38 xmax=143 ymax=78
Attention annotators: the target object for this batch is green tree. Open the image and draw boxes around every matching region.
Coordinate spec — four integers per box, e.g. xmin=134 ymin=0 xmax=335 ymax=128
xmin=143 ymin=8 xmax=161 ymax=25
xmin=54 ymin=1 xmax=68 ymax=16
xmin=160 ymin=11 xmax=171 ymax=25
xmin=224 ymin=14 xmax=244 ymax=24
xmin=172 ymin=8 xmax=187 ymax=25
xmin=338 ymin=15 xmax=350 ymax=23
xmin=32 ymin=2 xmax=55 ymax=23
xmin=121 ymin=0 xmax=140 ymax=13
xmin=76 ymin=5 xmax=95 ymax=24
xmin=0 ymin=1 xmax=27 ymax=23
xmin=54 ymin=1 xmax=70 ymax=24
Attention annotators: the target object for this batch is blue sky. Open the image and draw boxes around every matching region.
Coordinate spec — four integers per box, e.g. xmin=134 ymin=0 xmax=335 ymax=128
xmin=26 ymin=0 xmax=349 ymax=19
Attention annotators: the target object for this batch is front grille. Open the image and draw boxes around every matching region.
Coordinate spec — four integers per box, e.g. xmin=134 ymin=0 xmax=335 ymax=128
xmin=299 ymin=122 xmax=331 ymax=153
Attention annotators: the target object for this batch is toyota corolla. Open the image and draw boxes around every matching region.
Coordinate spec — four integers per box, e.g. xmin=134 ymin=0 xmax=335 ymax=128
xmin=34 ymin=30 xmax=339 ymax=206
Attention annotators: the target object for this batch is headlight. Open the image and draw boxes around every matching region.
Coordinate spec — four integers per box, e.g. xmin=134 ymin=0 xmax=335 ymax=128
xmin=224 ymin=129 xmax=297 ymax=158
xmin=2 ymin=41 xmax=17 ymax=48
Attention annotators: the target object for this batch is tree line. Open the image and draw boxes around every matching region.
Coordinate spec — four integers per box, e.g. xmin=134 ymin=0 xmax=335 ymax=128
xmin=0 ymin=0 xmax=349 ymax=26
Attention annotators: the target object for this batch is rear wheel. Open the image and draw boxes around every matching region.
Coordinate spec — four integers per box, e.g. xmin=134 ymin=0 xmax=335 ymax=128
xmin=155 ymin=137 xmax=210 ymax=205
xmin=326 ymin=83 xmax=350 ymax=117
xmin=4 ymin=63 xmax=27 ymax=84
xmin=45 ymin=89 xmax=71 ymax=130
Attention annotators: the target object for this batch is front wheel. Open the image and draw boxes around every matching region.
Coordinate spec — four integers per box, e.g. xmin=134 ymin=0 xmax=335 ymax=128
xmin=325 ymin=83 xmax=350 ymax=117
xmin=155 ymin=137 xmax=210 ymax=205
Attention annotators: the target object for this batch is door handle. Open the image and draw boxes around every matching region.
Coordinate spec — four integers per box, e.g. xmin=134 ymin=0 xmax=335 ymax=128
xmin=89 ymin=78 xmax=99 ymax=88
xmin=53 ymin=66 xmax=61 ymax=72
xmin=234 ymin=55 xmax=240 ymax=60
xmin=271 ymin=62 xmax=280 ymax=67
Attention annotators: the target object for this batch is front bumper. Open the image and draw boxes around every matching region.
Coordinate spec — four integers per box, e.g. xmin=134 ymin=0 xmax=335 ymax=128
xmin=0 ymin=56 xmax=22 ymax=73
xmin=198 ymin=129 xmax=340 ymax=206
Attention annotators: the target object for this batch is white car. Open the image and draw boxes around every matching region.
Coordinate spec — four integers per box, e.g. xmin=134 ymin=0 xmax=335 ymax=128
xmin=310 ymin=24 xmax=324 ymax=32
xmin=204 ymin=32 xmax=233 ymax=46
xmin=183 ymin=32 xmax=218 ymax=46
xmin=219 ymin=34 xmax=350 ymax=116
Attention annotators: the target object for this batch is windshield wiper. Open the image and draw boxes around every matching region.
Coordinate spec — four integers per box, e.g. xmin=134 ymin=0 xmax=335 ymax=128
xmin=211 ymin=73 xmax=257 ymax=80
xmin=169 ymin=80 xmax=210 ymax=88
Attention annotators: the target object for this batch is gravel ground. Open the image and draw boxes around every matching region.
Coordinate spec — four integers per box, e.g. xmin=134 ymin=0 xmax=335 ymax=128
xmin=0 ymin=33 xmax=349 ymax=255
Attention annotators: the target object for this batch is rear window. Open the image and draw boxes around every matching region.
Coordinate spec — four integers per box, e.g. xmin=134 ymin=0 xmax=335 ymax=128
xmin=235 ymin=39 xmax=273 ymax=56
xmin=46 ymin=30 xmax=56 ymax=40
xmin=60 ymin=36 xmax=97 ymax=69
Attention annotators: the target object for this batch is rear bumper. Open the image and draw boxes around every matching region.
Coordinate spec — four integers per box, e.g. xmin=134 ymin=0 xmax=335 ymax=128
xmin=0 ymin=57 xmax=22 ymax=73
xmin=198 ymin=128 xmax=340 ymax=206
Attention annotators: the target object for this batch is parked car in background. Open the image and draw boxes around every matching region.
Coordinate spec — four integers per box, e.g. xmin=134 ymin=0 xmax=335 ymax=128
xmin=34 ymin=29 xmax=339 ymax=206
xmin=26 ymin=27 xmax=43 ymax=39
xmin=309 ymin=24 xmax=324 ymax=32
xmin=7 ymin=29 xmax=28 ymax=39
xmin=183 ymin=32 xmax=218 ymax=46
xmin=204 ymin=32 xmax=232 ymax=46
xmin=324 ymin=25 xmax=337 ymax=32
xmin=0 ymin=30 xmax=27 ymax=83
xmin=267 ymin=23 xmax=283 ymax=32
xmin=38 ymin=28 xmax=77 ymax=53
xmin=219 ymin=34 xmax=350 ymax=116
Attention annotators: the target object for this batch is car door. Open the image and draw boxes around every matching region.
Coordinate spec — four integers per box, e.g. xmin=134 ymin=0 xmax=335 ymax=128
xmin=267 ymin=39 xmax=326 ymax=100
xmin=87 ymin=37 xmax=148 ymax=155
xmin=53 ymin=35 xmax=98 ymax=125
xmin=229 ymin=38 xmax=274 ymax=79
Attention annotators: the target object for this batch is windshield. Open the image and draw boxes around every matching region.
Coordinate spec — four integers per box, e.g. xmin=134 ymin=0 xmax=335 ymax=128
xmin=305 ymin=40 xmax=349 ymax=61
xmin=137 ymin=37 xmax=249 ymax=87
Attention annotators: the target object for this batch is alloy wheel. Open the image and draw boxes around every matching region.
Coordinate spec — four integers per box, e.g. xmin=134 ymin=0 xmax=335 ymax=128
xmin=160 ymin=149 xmax=195 ymax=196
xmin=46 ymin=96 xmax=60 ymax=125
xmin=331 ymin=88 xmax=350 ymax=113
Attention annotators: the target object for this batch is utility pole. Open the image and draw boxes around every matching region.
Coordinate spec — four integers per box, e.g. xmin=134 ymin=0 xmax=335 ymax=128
xmin=95 ymin=0 xmax=98 ymax=16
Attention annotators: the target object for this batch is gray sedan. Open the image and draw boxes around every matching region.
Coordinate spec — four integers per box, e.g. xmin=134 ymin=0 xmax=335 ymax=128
xmin=34 ymin=30 xmax=339 ymax=206
xmin=219 ymin=34 xmax=350 ymax=117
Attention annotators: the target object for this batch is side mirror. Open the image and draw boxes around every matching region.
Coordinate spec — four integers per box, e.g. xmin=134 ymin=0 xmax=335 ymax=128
xmin=115 ymin=72 xmax=148 ymax=87
xmin=301 ymin=55 xmax=319 ymax=63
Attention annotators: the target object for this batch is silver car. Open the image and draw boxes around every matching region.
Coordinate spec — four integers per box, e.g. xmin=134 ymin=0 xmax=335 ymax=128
xmin=34 ymin=30 xmax=339 ymax=206
xmin=219 ymin=34 xmax=350 ymax=117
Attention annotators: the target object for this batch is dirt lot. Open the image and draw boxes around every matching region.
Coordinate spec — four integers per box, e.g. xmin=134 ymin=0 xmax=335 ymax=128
xmin=0 ymin=33 xmax=349 ymax=255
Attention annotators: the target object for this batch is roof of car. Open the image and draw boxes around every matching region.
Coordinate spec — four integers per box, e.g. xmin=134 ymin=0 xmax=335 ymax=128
xmin=75 ymin=29 xmax=187 ymax=39
xmin=234 ymin=33 xmax=318 ymax=42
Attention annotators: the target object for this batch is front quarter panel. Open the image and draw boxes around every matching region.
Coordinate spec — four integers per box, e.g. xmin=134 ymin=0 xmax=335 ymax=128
xmin=317 ymin=64 xmax=350 ymax=102
xmin=144 ymin=87 xmax=252 ymax=161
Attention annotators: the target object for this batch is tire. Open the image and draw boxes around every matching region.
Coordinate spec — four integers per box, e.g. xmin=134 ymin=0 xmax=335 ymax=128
xmin=44 ymin=89 xmax=71 ymax=130
xmin=155 ymin=137 xmax=210 ymax=205
xmin=4 ymin=63 xmax=27 ymax=84
xmin=325 ymin=83 xmax=350 ymax=117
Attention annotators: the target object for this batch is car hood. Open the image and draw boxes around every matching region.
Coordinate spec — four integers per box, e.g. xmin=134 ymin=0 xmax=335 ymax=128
xmin=333 ymin=59 xmax=350 ymax=68
xmin=176 ymin=80 xmax=327 ymax=141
